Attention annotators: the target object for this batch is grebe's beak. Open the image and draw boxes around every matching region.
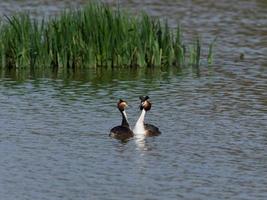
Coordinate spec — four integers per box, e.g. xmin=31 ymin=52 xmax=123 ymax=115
xmin=139 ymin=102 xmax=144 ymax=110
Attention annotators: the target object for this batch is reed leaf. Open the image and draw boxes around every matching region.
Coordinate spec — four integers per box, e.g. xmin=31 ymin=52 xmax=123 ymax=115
xmin=0 ymin=2 xmax=213 ymax=69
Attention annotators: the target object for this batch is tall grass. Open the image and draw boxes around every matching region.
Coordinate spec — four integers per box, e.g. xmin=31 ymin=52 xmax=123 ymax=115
xmin=0 ymin=3 xmax=214 ymax=69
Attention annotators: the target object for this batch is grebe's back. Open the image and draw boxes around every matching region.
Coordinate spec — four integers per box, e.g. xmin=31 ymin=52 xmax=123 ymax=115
xmin=144 ymin=123 xmax=161 ymax=136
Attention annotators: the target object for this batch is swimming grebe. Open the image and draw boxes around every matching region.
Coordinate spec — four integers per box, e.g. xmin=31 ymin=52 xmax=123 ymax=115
xmin=109 ymin=99 xmax=134 ymax=140
xmin=133 ymin=96 xmax=161 ymax=137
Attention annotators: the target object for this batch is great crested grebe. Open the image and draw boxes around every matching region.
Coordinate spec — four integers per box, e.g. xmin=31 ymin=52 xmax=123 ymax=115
xmin=133 ymin=96 xmax=161 ymax=137
xmin=109 ymin=99 xmax=134 ymax=140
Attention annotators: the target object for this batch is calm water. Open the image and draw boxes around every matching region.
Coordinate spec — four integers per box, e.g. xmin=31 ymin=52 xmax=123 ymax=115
xmin=0 ymin=1 xmax=267 ymax=200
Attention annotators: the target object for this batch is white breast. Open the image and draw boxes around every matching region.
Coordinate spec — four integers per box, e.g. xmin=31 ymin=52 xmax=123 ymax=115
xmin=133 ymin=109 xmax=146 ymax=136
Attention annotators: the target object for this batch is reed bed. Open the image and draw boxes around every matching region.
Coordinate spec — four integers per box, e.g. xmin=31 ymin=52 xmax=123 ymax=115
xmin=0 ymin=3 xmax=213 ymax=69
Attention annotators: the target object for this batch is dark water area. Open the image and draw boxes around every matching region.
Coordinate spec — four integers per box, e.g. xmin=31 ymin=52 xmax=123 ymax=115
xmin=0 ymin=1 xmax=267 ymax=200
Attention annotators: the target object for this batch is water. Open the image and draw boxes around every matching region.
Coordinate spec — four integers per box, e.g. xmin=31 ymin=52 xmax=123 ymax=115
xmin=0 ymin=1 xmax=267 ymax=200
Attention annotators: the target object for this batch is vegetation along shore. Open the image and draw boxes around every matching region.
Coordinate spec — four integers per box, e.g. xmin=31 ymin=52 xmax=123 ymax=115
xmin=0 ymin=3 xmax=215 ymax=70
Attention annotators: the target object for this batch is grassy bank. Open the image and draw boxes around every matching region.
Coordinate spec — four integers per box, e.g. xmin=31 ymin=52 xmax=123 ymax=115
xmin=0 ymin=3 xmax=213 ymax=69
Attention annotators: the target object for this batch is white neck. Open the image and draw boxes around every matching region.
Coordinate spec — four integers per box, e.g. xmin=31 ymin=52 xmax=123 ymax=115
xmin=122 ymin=110 xmax=128 ymax=121
xmin=133 ymin=109 xmax=146 ymax=136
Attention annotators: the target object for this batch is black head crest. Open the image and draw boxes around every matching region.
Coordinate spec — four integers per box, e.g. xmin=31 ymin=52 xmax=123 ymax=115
xmin=139 ymin=96 xmax=149 ymax=102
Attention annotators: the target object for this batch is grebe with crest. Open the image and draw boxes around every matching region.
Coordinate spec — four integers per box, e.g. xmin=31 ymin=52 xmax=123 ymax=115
xmin=109 ymin=99 xmax=134 ymax=140
xmin=133 ymin=96 xmax=161 ymax=137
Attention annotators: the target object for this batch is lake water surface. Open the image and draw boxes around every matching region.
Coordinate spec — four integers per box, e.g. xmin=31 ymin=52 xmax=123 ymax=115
xmin=0 ymin=1 xmax=266 ymax=200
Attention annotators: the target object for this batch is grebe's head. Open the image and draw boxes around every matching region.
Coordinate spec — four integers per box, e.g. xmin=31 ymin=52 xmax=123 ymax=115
xmin=117 ymin=99 xmax=128 ymax=111
xmin=139 ymin=96 xmax=151 ymax=111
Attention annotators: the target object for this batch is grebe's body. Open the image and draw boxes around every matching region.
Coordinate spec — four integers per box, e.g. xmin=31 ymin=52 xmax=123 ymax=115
xmin=143 ymin=124 xmax=161 ymax=136
xmin=110 ymin=99 xmax=134 ymax=141
xmin=133 ymin=96 xmax=161 ymax=137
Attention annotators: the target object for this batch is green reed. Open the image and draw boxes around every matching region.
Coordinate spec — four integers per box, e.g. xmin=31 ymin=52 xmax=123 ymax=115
xmin=0 ymin=3 xmax=214 ymax=69
xmin=207 ymin=37 xmax=217 ymax=65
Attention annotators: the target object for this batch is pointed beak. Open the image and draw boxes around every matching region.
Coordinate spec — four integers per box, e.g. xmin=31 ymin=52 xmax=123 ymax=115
xmin=139 ymin=102 xmax=144 ymax=110
xmin=123 ymin=101 xmax=130 ymax=108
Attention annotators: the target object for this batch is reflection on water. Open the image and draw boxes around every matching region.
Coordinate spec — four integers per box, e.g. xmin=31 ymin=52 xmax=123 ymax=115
xmin=134 ymin=135 xmax=147 ymax=151
xmin=0 ymin=0 xmax=267 ymax=200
